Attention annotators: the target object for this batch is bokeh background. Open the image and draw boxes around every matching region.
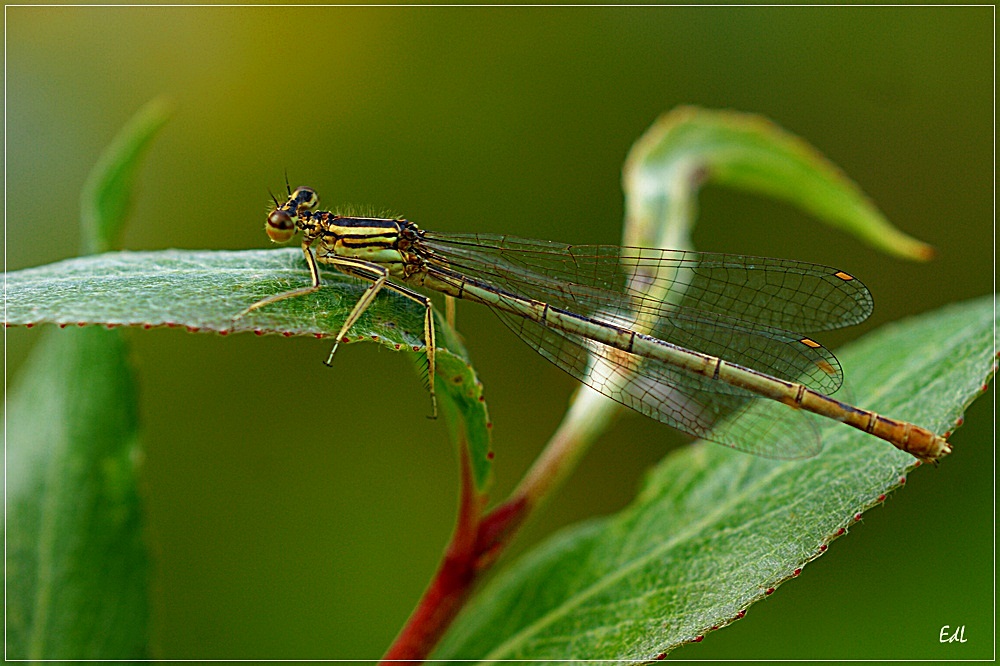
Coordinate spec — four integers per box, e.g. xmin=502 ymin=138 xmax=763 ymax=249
xmin=5 ymin=6 xmax=993 ymax=660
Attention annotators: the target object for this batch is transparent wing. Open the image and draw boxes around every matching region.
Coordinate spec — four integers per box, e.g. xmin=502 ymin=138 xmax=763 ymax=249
xmin=422 ymin=232 xmax=855 ymax=394
xmin=422 ymin=232 xmax=873 ymax=332
xmin=489 ymin=301 xmax=822 ymax=459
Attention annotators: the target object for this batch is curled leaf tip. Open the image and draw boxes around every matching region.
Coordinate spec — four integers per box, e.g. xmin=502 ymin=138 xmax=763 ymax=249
xmin=913 ymin=242 xmax=937 ymax=262
xmin=624 ymin=105 xmax=940 ymax=263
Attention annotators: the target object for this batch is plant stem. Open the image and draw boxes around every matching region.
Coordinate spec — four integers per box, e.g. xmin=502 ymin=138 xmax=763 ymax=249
xmin=381 ymin=442 xmax=485 ymax=661
xmin=381 ymin=389 xmax=620 ymax=662
xmin=512 ymin=387 xmax=620 ymax=509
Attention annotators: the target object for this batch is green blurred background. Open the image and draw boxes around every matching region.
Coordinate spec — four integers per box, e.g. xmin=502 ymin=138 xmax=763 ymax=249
xmin=5 ymin=6 xmax=993 ymax=660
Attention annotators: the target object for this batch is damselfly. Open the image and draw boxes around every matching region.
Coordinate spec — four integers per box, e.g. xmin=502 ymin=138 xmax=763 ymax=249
xmin=236 ymin=185 xmax=950 ymax=463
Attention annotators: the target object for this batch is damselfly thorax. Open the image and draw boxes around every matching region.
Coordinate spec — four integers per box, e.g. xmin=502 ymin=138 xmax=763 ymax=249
xmin=236 ymin=185 xmax=951 ymax=464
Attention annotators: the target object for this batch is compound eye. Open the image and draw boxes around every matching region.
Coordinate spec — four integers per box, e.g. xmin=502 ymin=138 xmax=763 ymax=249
xmin=293 ymin=186 xmax=319 ymax=211
xmin=266 ymin=209 xmax=296 ymax=243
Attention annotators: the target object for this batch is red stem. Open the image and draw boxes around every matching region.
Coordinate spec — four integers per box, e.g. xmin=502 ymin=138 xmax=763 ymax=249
xmin=381 ymin=446 xmax=529 ymax=662
xmin=380 ymin=389 xmax=614 ymax=662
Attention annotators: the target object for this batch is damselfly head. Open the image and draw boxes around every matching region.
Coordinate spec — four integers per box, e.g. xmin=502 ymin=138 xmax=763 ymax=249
xmin=265 ymin=186 xmax=320 ymax=243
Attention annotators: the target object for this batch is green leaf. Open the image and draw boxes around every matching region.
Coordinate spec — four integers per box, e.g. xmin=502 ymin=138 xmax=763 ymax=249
xmin=435 ymin=353 xmax=494 ymax=492
xmin=3 ymin=247 xmax=494 ymax=490
xmin=80 ymin=97 xmax=172 ymax=255
xmin=622 ymin=106 xmax=935 ymax=260
xmin=5 ymin=249 xmax=429 ymax=344
xmin=433 ymin=294 xmax=997 ymax=661
xmin=5 ymin=327 xmax=148 ymax=660
xmin=5 ymin=98 xmax=168 ymax=659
